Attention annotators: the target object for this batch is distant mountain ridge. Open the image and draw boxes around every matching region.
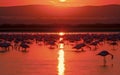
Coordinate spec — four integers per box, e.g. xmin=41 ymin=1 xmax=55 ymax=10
xmin=0 ymin=4 xmax=120 ymax=24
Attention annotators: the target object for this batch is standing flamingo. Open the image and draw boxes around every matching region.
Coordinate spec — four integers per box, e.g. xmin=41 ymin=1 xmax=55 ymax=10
xmin=97 ymin=50 xmax=114 ymax=66
xmin=19 ymin=43 xmax=29 ymax=52
xmin=90 ymin=41 xmax=100 ymax=50
xmin=109 ymin=41 xmax=118 ymax=50
xmin=0 ymin=42 xmax=13 ymax=51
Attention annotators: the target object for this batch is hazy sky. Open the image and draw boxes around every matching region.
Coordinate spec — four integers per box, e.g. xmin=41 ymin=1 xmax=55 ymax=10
xmin=0 ymin=0 xmax=120 ymax=6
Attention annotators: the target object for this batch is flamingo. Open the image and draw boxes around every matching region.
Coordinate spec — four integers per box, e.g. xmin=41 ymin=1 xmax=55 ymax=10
xmin=97 ymin=50 xmax=114 ymax=66
xmin=109 ymin=41 xmax=118 ymax=50
xmin=19 ymin=43 xmax=29 ymax=52
xmin=0 ymin=42 xmax=13 ymax=51
xmin=47 ymin=40 xmax=57 ymax=49
xmin=73 ymin=43 xmax=86 ymax=52
xmin=90 ymin=41 xmax=100 ymax=50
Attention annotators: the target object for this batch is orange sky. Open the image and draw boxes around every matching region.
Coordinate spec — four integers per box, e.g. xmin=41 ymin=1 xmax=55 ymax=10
xmin=0 ymin=0 xmax=120 ymax=6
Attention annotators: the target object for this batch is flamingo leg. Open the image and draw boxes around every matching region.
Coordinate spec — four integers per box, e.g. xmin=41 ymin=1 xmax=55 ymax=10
xmin=81 ymin=48 xmax=84 ymax=52
xmin=103 ymin=56 xmax=106 ymax=66
xmin=113 ymin=45 xmax=115 ymax=50
xmin=95 ymin=45 xmax=97 ymax=50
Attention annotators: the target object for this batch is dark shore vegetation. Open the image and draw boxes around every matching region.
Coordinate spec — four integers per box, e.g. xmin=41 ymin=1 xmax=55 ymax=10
xmin=0 ymin=24 xmax=120 ymax=32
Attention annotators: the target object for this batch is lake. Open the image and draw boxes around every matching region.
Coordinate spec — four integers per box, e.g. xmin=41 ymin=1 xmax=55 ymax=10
xmin=0 ymin=32 xmax=120 ymax=75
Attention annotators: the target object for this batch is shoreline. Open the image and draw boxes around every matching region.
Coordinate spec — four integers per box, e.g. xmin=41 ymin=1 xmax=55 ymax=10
xmin=0 ymin=24 xmax=120 ymax=32
xmin=0 ymin=27 xmax=120 ymax=32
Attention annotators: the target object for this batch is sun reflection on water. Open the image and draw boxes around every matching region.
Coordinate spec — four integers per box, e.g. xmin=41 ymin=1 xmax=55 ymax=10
xmin=58 ymin=41 xmax=65 ymax=75
xmin=59 ymin=43 xmax=64 ymax=49
xmin=59 ymin=37 xmax=63 ymax=41
xmin=58 ymin=49 xmax=65 ymax=75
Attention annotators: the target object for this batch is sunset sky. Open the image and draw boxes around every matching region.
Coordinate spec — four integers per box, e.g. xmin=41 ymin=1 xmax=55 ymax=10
xmin=0 ymin=0 xmax=120 ymax=7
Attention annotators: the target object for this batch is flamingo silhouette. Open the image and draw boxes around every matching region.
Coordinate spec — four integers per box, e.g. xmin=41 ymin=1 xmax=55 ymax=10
xmin=110 ymin=41 xmax=118 ymax=50
xmin=97 ymin=50 xmax=114 ymax=66
xmin=19 ymin=43 xmax=29 ymax=52
xmin=73 ymin=43 xmax=86 ymax=52
xmin=90 ymin=41 xmax=100 ymax=50
xmin=0 ymin=42 xmax=13 ymax=51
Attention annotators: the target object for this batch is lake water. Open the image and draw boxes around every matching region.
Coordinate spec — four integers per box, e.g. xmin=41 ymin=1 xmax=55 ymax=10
xmin=0 ymin=32 xmax=120 ymax=75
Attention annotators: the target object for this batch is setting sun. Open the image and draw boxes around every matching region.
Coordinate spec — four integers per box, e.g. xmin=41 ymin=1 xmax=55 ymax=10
xmin=59 ymin=0 xmax=66 ymax=2
xmin=59 ymin=32 xmax=65 ymax=36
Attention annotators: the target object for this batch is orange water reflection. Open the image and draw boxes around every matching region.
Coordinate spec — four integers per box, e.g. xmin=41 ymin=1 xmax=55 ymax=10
xmin=59 ymin=37 xmax=63 ymax=41
xmin=58 ymin=49 xmax=65 ymax=75
xmin=59 ymin=43 xmax=64 ymax=49
xmin=58 ymin=41 xmax=65 ymax=75
xmin=0 ymin=32 xmax=120 ymax=75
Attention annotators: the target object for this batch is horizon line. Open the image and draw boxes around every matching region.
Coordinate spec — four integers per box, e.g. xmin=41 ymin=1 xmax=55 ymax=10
xmin=0 ymin=4 xmax=120 ymax=8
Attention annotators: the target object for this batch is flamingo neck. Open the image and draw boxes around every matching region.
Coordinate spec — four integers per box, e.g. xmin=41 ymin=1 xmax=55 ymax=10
xmin=110 ymin=54 xmax=114 ymax=60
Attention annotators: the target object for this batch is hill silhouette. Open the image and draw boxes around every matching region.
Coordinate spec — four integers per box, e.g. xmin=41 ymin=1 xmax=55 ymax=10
xmin=0 ymin=4 xmax=120 ymax=24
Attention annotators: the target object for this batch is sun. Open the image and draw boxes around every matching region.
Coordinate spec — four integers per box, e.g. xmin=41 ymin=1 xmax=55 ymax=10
xmin=59 ymin=0 xmax=66 ymax=2
xmin=59 ymin=32 xmax=65 ymax=36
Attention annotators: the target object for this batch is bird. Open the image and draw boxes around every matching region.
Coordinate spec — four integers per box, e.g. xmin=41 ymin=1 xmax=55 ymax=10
xmin=0 ymin=42 xmax=12 ymax=51
xmin=90 ymin=41 xmax=100 ymax=50
xmin=19 ymin=43 xmax=29 ymax=52
xmin=109 ymin=41 xmax=118 ymax=50
xmin=73 ymin=43 xmax=86 ymax=52
xmin=97 ymin=50 xmax=114 ymax=66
